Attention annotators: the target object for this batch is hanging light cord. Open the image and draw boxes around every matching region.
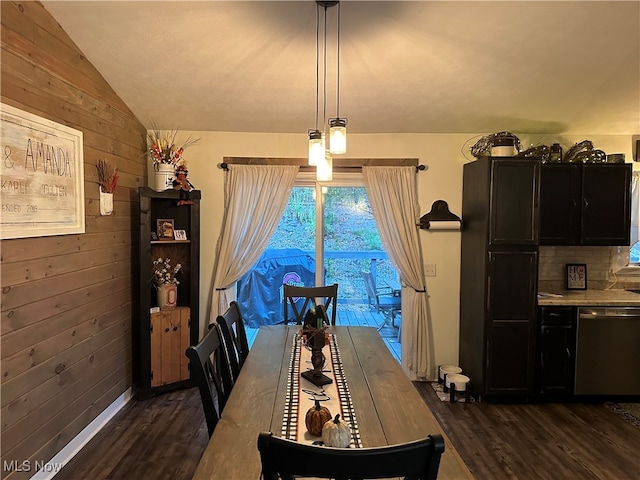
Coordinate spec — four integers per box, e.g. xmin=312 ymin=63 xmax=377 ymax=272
xmin=322 ymin=4 xmax=328 ymax=134
xmin=336 ymin=2 xmax=341 ymax=119
xmin=315 ymin=3 xmax=320 ymax=132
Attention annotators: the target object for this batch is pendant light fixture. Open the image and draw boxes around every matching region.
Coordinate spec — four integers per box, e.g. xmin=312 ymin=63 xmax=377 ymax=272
xmin=317 ymin=150 xmax=333 ymax=181
xmin=308 ymin=1 xmax=328 ymax=166
xmin=308 ymin=1 xmax=346 ymax=176
xmin=328 ymin=1 xmax=347 ymax=155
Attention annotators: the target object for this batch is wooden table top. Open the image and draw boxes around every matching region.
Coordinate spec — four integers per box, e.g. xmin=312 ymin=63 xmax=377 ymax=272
xmin=192 ymin=325 xmax=472 ymax=480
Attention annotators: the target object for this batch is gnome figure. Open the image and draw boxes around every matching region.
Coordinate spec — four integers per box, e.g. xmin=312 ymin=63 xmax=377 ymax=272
xmin=173 ymin=164 xmax=195 ymax=206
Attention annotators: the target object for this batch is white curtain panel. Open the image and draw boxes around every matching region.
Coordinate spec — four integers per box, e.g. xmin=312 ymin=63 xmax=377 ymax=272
xmin=362 ymin=166 xmax=432 ymax=381
xmin=210 ymin=164 xmax=298 ymax=322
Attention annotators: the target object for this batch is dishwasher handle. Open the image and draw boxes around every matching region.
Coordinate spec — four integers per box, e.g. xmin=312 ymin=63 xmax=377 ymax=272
xmin=578 ymin=307 xmax=640 ymax=319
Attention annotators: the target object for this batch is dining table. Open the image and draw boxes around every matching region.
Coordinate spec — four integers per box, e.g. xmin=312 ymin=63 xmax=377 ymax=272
xmin=192 ymin=325 xmax=472 ymax=480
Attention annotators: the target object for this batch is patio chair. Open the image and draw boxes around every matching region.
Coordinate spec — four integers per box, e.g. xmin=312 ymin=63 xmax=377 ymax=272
xmin=215 ymin=301 xmax=249 ymax=383
xmin=257 ymin=431 xmax=445 ymax=480
xmin=362 ymin=271 xmax=401 ymax=330
xmin=283 ymin=284 xmax=338 ymax=325
xmin=185 ymin=324 xmax=232 ymax=437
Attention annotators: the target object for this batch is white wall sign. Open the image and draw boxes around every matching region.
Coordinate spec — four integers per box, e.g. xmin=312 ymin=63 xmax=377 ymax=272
xmin=1 ymin=103 xmax=85 ymax=239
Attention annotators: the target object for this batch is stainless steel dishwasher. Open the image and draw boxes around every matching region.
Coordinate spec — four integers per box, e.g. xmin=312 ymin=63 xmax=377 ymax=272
xmin=574 ymin=307 xmax=640 ymax=396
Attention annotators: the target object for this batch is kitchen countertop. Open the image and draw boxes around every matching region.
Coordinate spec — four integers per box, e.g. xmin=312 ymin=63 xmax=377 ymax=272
xmin=538 ymin=289 xmax=640 ymax=306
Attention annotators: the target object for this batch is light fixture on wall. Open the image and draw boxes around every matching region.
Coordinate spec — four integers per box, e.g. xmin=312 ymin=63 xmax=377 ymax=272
xmin=308 ymin=1 xmax=346 ymax=177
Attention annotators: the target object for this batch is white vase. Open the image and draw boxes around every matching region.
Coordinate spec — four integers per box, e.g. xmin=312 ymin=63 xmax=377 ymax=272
xmin=153 ymin=163 xmax=175 ymax=192
xmin=157 ymin=283 xmax=178 ymax=310
xmin=99 ymin=189 xmax=114 ymax=215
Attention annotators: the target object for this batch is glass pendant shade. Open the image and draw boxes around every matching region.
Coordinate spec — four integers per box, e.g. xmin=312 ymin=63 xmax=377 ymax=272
xmin=329 ymin=118 xmax=347 ymax=154
xmin=308 ymin=130 xmax=325 ymax=166
xmin=317 ymin=151 xmax=333 ymax=181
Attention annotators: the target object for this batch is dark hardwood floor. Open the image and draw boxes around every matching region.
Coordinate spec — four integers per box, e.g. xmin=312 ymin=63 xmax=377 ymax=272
xmin=55 ymin=387 xmax=209 ymax=480
xmin=414 ymin=383 xmax=640 ymax=480
xmin=56 ymin=382 xmax=640 ymax=480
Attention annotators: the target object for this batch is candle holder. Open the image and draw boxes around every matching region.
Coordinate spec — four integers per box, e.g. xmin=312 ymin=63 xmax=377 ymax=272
xmin=301 ymin=306 xmax=333 ymax=387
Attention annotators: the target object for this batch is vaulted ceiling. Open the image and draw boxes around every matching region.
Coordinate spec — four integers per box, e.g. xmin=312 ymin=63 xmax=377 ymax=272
xmin=42 ymin=1 xmax=640 ymax=135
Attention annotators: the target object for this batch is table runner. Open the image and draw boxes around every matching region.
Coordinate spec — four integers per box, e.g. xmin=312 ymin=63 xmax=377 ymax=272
xmin=281 ymin=333 xmax=362 ymax=447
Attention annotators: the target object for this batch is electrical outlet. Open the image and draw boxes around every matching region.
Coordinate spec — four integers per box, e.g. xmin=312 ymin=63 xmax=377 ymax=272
xmin=424 ymin=264 xmax=436 ymax=277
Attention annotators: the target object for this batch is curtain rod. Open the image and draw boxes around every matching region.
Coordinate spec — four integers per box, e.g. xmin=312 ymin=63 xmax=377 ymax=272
xmin=219 ymin=162 xmax=425 ymax=171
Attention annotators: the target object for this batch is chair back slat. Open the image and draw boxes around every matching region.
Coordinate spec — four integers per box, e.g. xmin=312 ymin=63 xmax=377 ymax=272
xmin=215 ymin=301 xmax=250 ymax=382
xmin=361 ymin=271 xmax=401 ymax=319
xmin=361 ymin=271 xmax=380 ymax=310
xmin=257 ymin=432 xmax=445 ymax=480
xmin=283 ymin=284 xmax=338 ymax=325
xmin=185 ymin=325 xmax=232 ymax=437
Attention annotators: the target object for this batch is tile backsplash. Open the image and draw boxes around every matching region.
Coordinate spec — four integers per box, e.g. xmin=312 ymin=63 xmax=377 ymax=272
xmin=538 ymin=246 xmax=640 ymax=291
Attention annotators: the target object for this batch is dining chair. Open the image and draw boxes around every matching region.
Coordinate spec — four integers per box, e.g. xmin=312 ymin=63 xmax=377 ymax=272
xmin=257 ymin=432 xmax=445 ymax=480
xmin=185 ymin=324 xmax=232 ymax=437
xmin=362 ymin=271 xmax=401 ymax=330
xmin=283 ymin=283 xmax=338 ymax=325
xmin=215 ymin=301 xmax=249 ymax=382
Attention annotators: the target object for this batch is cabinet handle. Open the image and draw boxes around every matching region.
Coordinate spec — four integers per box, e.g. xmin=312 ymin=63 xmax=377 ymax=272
xmin=164 ymin=328 xmax=170 ymax=333
xmin=173 ymin=326 xmax=178 ymax=332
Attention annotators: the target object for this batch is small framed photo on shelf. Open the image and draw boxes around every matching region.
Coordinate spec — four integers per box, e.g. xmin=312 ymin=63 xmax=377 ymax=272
xmin=157 ymin=219 xmax=174 ymax=240
xmin=174 ymin=229 xmax=187 ymax=241
xmin=566 ymin=263 xmax=587 ymax=290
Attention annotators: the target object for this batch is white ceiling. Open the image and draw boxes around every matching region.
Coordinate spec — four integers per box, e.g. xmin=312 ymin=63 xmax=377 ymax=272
xmin=41 ymin=1 xmax=640 ymax=135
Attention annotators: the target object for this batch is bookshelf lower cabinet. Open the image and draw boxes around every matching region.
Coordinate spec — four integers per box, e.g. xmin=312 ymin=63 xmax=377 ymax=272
xmin=150 ymin=307 xmax=191 ymax=387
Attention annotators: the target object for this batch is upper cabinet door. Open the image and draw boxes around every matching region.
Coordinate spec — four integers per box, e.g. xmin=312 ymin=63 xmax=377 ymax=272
xmin=581 ymin=163 xmax=632 ymax=246
xmin=539 ymin=164 xmax=581 ymax=245
xmin=539 ymin=163 xmax=631 ymax=246
xmin=489 ymin=159 xmax=540 ymax=245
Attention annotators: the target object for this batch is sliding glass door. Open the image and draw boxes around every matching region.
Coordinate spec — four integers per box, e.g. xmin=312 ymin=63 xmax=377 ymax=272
xmin=236 ymin=177 xmax=400 ymax=339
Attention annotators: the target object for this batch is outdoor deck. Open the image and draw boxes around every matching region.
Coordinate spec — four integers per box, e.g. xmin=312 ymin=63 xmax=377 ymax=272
xmin=245 ymin=307 xmax=401 ymax=362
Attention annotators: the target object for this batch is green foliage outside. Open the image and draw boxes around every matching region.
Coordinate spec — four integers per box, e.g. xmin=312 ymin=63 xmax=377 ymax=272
xmin=268 ymin=186 xmax=398 ymax=303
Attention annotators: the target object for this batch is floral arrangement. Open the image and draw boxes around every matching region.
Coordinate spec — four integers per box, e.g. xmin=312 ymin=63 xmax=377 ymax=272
xmin=148 ymin=122 xmax=199 ymax=165
xmin=96 ymin=159 xmax=119 ymax=193
xmin=152 ymin=257 xmax=182 ymax=286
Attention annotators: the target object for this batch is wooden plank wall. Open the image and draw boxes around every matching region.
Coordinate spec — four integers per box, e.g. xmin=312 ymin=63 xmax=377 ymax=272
xmin=1 ymin=2 xmax=147 ymax=477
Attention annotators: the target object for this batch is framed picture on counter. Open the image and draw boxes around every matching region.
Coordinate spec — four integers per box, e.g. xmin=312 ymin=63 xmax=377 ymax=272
xmin=566 ymin=263 xmax=587 ymax=290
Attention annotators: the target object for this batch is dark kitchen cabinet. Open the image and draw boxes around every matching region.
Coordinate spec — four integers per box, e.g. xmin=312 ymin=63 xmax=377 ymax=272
xmin=537 ymin=306 xmax=575 ymax=398
xmin=459 ymin=157 xmax=539 ymax=401
xmin=489 ymin=159 xmax=540 ymax=245
xmin=133 ymin=187 xmax=201 ymax=398
xmin=485 ymin=251 xmax=538 ymax=396
xmin=540 ymin=163 xmax=631 ymax=246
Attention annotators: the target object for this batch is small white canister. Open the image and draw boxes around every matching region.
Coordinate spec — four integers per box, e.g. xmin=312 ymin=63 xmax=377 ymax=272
xmin=491 ymin=137 xmax=517 ymax=157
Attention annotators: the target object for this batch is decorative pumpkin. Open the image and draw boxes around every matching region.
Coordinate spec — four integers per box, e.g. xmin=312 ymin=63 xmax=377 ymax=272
xmin=305 ymin=400 xmax=332 ymax=436
xmin=322 ymin=414 xmax=351 ymax=448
